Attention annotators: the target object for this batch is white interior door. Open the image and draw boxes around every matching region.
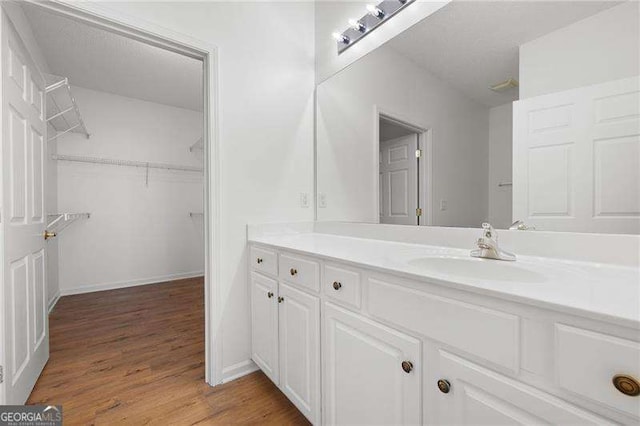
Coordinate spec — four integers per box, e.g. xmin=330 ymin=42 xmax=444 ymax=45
xmin=1 ymin=12 xmax=49 ymax=404
xmin=513 ymin=76 xmax=640 ymax=233
xmin=380 ymin=134 xmax=419 ymax=225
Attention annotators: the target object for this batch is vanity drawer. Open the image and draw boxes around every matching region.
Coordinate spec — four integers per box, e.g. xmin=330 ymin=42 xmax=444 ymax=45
xmin=368 ymin=276 xmax=520 ymax=373
xmin=323 ymin=262 xmax=361 ymax=309
xmin=555 ymin=324 xmax=640 ymax=418
xmin=250 ymin=246 xmax=278 ymax=276
xmin=279 ymin=252 xmax=319 ymax=292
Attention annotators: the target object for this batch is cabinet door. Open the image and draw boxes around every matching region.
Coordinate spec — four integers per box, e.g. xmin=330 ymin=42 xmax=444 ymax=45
xmin=323 ymin=302 xmax=421 ymax=425
xmin=251 ymin=272 xmax=279 ymax=384
xmin=433 ymin=350 xmax=612 ymax=425
xmin=278 ymin=283 xmax=320 ymax=424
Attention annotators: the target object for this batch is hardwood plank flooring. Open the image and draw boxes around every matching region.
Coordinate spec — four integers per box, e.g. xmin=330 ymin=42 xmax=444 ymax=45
xmin=27 ymin=278 xmax=309 ymax=425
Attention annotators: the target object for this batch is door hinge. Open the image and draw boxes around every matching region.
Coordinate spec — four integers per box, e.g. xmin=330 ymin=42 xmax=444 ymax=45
xmin=0 ymin=365 xmax=3 ymax=384
xmin=416 ymin=208 xmax=422 ymax=217
xmin=415 ymin=149 xmax=422 ymax=158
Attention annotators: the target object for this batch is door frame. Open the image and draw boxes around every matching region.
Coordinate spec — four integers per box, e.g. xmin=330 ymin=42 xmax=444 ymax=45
xmin=0 ymin=0 xmax=223 ymax=399
xmin=373 ymin=106 xmax=433 ymax=226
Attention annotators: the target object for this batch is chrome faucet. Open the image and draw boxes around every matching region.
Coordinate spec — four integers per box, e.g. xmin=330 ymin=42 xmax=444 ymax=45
xmin=471 ymin=223 xmax=516 ymax=261
xmin=509 ymin=220 xmax=535 ymax=231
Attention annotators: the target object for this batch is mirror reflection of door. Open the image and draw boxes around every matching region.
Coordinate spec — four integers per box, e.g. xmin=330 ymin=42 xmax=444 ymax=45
xmin=379 ymin=117 xmax=421 ymax=225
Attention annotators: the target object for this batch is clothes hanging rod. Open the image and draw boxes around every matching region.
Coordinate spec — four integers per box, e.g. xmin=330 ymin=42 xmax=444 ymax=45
xmin=45 ymin=74 xmax=90 ymax=141
xmin=51 ymin=154 xmax=204 ymax=172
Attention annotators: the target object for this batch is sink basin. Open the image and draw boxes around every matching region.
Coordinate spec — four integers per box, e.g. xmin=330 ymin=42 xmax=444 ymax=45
xmin=407 ymin=256 xmax=547 ymax=283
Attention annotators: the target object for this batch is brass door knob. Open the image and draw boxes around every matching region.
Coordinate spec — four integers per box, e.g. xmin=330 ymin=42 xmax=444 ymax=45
xmin=267 ymin=292 xmax=274 ymax=298
xmin=278 ymin=296 xmax=284 ymax=303
xmin=401 ymin=360 xmax=413 ymax=373
xmin=256 ymin=258 xmax=263 ymax=264
xmin=437 ymin=379 xmax=451 ymax=394
xmin=613 ymin=374 xmax=640 ymax=396
xmin=333 ymin=281 xmax=342 ymax=290
xmin=44 ymin=230 xmax=56 ymax=240
xmin=290 ymin=268 xmax=297 ymax=276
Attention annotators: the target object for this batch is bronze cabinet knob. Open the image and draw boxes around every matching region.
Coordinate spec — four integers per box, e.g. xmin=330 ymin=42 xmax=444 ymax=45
xmin=278 ymin=296 xmax=284 ymax=303
xmin=401 ymin=361 xmax=413 ymax=373
xmin=44 ymin=230 xmax=56 ymax=240
xmin=613 ymin=374 xmax=640 ymax=396
xmin=290 ymin=268 xmax=297 ymax=276
xmin=267 ymin=292 xmax=274 ymax=298
xmin=332 ymin=281 xmax=342 ymax=290
xmin=437 ymin=379 xmax=451 ymax=394
xmin=256 ymin=258 xmax=263 ymax=264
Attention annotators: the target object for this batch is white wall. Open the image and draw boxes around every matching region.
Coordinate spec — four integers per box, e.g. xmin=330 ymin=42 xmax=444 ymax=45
xmin=487 ymin=103 xmax=512 ymax=229
xmin=317 ymin=46 xmax=489 ymax=227
xmin=315 ymin=1 xmax=449 ymax=84
xmin=56 ymin=87 xmax=204 ymax=294
xmin=76 ymin=2 xmax=316 ymax=382
xmin=519 ymin=1 xmax=640 ymax=99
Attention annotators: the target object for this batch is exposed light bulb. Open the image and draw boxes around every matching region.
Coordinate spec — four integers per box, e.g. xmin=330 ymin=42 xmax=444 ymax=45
xmin=332 ymin=32 xmax=350 ymax=44
xmin=366 ymin=4 xmax=385 ymax=19
xmin=348 ymin=18 xmax=366 ymax=33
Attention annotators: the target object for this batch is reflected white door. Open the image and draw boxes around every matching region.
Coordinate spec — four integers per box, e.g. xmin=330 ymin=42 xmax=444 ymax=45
xmin=1 ymin=13 xmax=49 ymax=404
xmin=380 ymin=134 xmax=419 ymax=225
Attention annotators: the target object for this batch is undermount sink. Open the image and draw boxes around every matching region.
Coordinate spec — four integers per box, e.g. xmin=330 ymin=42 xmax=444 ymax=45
xmin=407 ymin=256 xmax=547 ymax=283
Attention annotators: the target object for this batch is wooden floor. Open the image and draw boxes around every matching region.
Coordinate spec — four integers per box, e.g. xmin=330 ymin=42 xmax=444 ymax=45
xmin=28 ymin=278 xmax=309 ymax=425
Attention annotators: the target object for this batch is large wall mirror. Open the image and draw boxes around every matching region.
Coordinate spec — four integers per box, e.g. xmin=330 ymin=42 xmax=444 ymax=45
xmin=316 ymin=1 xmax=639 ymax=234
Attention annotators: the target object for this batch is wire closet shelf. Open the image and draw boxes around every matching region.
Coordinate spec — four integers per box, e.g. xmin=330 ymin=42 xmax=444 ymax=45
xmin=45 ymin=74 xmax=90 ymax=142
xmin=51 ymin=154 xmax=204 ymax=173
xmin=46 ymin=212 xmax=91 ymax=234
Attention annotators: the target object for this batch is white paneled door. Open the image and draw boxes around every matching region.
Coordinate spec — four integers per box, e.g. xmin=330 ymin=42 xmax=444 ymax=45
xmin=1 ymin=13 xmax=49 ymax=404
xmin=513 ymin=76 xmax=640 ymax=233
xmin=380 ymin=134 xmax=419 ymax=225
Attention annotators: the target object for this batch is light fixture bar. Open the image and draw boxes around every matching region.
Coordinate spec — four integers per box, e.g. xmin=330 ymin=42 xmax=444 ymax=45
xmin=334 ymin=0 xmax=416 ymax=54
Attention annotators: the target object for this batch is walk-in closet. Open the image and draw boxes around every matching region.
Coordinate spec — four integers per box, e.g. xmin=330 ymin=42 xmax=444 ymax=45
xmin=15 ymin=3 xmax=205 ymax=307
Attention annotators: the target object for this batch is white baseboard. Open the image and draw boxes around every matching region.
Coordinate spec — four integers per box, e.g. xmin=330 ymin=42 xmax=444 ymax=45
xmin=59 ymin=271 xmax=204 ymax=296
xmin=222 ymin=359 xmax=259 ymax=384
xmin=47 ymin=291 xmax=61 ymax=314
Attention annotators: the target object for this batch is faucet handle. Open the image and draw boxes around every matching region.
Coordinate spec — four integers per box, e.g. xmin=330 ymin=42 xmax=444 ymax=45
xmin=481 ymin=223 xmax=496 ymax=240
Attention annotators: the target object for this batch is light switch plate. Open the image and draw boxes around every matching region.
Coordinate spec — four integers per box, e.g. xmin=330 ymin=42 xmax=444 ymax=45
xmin=300 ymin=192 xmax=309 ymax=208
xmin=318 ymin=193 xmax=327 ymax=208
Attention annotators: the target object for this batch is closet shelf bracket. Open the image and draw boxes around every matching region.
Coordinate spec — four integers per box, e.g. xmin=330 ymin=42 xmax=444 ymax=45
xmin=45 ymin=74 xmax=90 ymax=142
xmin=46 ymin=212 xmax=91 ymax=235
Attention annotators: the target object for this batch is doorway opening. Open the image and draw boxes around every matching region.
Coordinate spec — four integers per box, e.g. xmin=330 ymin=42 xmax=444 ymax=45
xmin=377 ymin=114 xmax=431 ymax=226
xmin=0 ymin=1 xmax=219 ymax=406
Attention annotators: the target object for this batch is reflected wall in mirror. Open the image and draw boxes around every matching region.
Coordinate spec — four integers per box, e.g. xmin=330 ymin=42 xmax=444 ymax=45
xmin=316 ymin=1 xmax=640 ymax=234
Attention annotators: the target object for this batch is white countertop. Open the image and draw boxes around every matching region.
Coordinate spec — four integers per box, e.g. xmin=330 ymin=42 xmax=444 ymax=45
xmin=249 ymin=232 xmax=640 ymax=328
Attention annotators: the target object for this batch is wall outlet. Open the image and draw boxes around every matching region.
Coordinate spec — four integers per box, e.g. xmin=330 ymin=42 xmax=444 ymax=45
xmin=300 ymin=192 xmax=309 ymax=208
xmin=318 ymin=193 xmax=327 ymax=208
xmin=440 ymin=199 xmax=447 ymax=211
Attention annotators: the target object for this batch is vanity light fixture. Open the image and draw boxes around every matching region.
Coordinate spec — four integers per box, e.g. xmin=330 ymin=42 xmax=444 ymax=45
xmin=332 ymin=32 xmax=350 ymax=45
xmin=349 ymin=19 xmax=367 ymax=33
xmin=366 ymin=4 xmax=385 ymax=19
xmin=333 ymin=0 xmax=416 ymax=54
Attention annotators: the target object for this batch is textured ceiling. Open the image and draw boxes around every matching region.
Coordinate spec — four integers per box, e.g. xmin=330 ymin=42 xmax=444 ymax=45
xmin=386 ymin=1 xmax=621 ymax=107
xmin=21 ymin=3 xmax=203 ymax=112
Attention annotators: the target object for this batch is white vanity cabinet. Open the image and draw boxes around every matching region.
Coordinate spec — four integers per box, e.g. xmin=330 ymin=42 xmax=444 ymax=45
xmin=249 ymin=248 xmax=321 ymax=424
xmin=249 ymin=242 xmax=640 ymax=425
xmin=323 ymin=303 xmax=421 ymax=425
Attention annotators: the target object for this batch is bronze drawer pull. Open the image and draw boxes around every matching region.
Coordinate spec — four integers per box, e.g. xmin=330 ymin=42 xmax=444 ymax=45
xmin=401 ymin=360 xmax=413 ymax=373
xmin=256 ymin=258 xmax=263 ymax=264
xmin=290 ymin=268 xmax=297 ymax=276
xmin=267 ymin=292 xmax=273 ymax=298
xmin=437 ymin=379 xmax=451 ymax=394
xmin=613 ymin=374 xmax=640 ymax=396
xmin=332 ymin=281 xmax=342 ymax=290
xmin=278 ymin=296 xmax=284 ymax=303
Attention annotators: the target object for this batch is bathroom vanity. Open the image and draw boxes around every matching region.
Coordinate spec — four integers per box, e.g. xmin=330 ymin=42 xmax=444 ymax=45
xmin=248 ymin=228 xmax=640 ymax=425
